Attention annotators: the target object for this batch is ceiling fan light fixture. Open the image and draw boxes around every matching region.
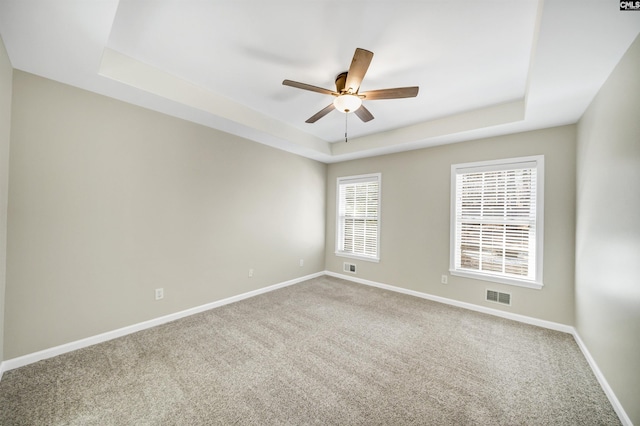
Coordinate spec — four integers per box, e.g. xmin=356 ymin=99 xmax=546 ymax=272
xmin=283 ymin=48 xmax=418 ymax=123
xmin=333 ymin=94 xmax=362 ymax=113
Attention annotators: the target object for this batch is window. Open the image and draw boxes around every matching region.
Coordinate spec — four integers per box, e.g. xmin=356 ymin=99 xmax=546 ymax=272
xmin=336 ymin=173 xmax=381 ymax=262
xmin=450 ymin=156 xmax=544 ymax=289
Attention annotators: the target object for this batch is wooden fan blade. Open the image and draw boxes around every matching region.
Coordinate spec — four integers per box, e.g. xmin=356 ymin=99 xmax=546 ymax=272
xmin=354 ymin=105 xmax=374 ymax=122
xmin=344 ymin=48 xmax=373 ymax=94
xmin=283 ymin=80 xmax=338 ymax=96
xmin=360 ymin=86 xmax=419 ymax=100
xmin=305 ymin=103 xmax=335 ymax=123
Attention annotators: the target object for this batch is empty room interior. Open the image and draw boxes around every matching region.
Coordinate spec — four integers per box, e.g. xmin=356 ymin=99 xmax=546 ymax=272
xmin=0 ymin=0 xmax=639 ymax=424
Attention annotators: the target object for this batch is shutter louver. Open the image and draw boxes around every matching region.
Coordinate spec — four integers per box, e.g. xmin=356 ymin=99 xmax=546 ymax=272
xmin=337 ymin=174 xmax=380 ymax=260
xmin=454 ymin=163 xmax=538 ymax=282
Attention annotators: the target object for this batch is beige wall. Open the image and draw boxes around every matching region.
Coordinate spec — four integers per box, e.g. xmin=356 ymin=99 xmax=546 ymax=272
xmin=0 ymin=36 xmax=13 ymax=363
xmin=576 ymin=34 xmax=640 ymax=425
xmin=326 ymin=125 xmax=576 ymax=325
xmin=5 ymin=71 xmax=326 ymax=359
xmin=1 ymin=33 xmax=637 ymax=423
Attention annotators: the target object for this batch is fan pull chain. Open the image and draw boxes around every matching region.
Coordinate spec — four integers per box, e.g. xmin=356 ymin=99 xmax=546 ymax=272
xmin=345 ymin=112 xmax=348 ymax=143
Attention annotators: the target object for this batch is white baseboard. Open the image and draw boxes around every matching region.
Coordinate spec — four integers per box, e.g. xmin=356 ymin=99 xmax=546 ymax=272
xmin=571 ymin=331 xmax=632 ymax=426
xmin=325 ymin=271 xmax=574 ymax=333
xmin=0 ymin=270 xmax=632 ymax=426
xmin=0 ymin=271 xmax=324 ymax=375
xmin=326 ymin=270 xmax=631 ymax=426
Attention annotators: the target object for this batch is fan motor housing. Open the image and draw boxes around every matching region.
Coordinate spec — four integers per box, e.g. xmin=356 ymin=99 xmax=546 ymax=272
xmin=335 ymin=72 xmax=348 ymax=93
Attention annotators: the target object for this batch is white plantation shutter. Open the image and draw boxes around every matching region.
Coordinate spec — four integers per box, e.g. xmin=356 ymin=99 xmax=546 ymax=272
xmin=451 ymin=157 xmax=544 ymax=289
xmin=336 ymin=174 xmax=381 ymax=261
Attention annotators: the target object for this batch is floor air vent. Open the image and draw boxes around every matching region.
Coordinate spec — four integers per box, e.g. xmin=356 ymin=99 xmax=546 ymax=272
xmin=486 ymin=289 xmax=511 ymax=306
xmin=343 ymin=262 xmax=357 ymax=274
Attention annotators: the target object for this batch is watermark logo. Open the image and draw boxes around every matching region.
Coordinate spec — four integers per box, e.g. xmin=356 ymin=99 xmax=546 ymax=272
xmin=620 ymin=1 xmax=640 ymax=10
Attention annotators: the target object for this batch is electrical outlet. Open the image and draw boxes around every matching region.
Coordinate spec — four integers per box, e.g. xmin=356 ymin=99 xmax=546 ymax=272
xmin=248 ymin=268 xmax=254 ymax=278
xmin=155 ymin=288 xmax=164 ymax=300
xmin=299 ymin=259 xmax=304 ymax=267
xmin=441 ymin=275 xmax=448 ymax=284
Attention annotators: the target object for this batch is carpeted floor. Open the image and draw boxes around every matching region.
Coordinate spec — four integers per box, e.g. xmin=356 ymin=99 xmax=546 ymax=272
xmin=0 ymin=276 xmax=620 ymax=425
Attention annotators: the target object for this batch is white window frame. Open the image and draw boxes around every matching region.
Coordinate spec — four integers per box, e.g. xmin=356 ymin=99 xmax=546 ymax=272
xmin=335 ymin=173 xmax=381 ymax=263
xmin=450 ymin=156 xmax=544 ymax=289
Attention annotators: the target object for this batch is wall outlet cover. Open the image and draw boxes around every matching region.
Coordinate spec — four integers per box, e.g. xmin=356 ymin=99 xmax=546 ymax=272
xmin=155 ymin=288 xmax=164 ymax=300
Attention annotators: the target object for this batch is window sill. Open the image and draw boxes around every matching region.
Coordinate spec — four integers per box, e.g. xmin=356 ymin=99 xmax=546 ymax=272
xmin=335 ymin=252 xmax=380 ymax=263
xmin=449 ymin=269 xmax=543 ymax=290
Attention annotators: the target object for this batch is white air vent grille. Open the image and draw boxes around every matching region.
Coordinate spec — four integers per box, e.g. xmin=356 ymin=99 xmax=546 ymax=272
xmin=343 ymin=262 xmax=357 ymax=274
xmin=486 ymin=289 xmax=511 ymax=305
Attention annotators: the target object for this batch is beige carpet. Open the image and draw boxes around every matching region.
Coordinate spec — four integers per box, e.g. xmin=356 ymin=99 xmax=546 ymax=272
xmin=0 ymin=276 xmax=620 ymax=425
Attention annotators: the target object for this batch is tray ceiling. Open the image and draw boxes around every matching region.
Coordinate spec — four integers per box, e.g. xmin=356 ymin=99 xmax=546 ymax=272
xmin=1 ymin=1 xmax=639 ymax=162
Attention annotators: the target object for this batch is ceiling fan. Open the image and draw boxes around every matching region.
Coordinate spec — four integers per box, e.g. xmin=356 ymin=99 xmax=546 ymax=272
xmin=282 ymin=48 xmax=419 ymax=123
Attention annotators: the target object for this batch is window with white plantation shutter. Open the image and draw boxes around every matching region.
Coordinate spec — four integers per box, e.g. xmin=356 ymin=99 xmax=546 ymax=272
xmin=336 ymin=173 xmax=381 ymax=262
xmin=450 ymin=156 xmax=544 ymax=289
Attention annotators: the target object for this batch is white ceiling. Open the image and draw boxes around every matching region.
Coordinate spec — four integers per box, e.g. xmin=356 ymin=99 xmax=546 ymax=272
xmin=1 ymin=1 xmax=639 ymax=163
